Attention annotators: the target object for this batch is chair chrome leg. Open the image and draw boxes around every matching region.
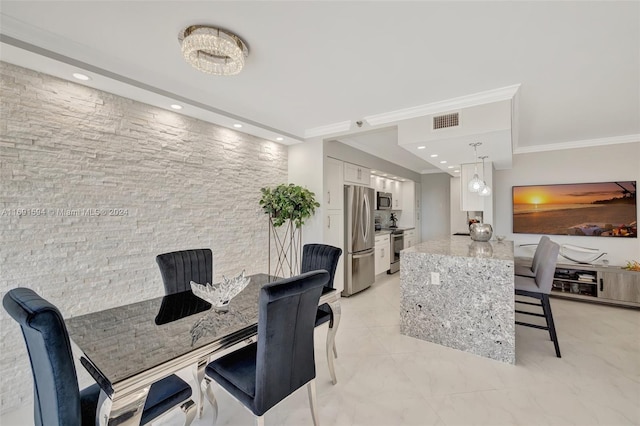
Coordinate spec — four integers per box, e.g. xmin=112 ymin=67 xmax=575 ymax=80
xmin=542 ymin=294 xmax=561 ymax=358
xmin=332 ymin=341 xmax=338 ymax=359
xmin=181 ymin=399 xmax=197 ymax=426
xmin=255 ymin=415 xmax=265 ymax=426
xmin=326 ymin=300 xmax=341 ymax=385
xmin=204 ymin=379 xmax=219 ymax=424
xmin=307 ymin=379 xmax=320 ymax=426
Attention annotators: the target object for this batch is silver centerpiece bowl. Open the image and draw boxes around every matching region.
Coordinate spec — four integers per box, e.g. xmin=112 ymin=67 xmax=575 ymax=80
xmin=470 ymin=223 xmax=493 ymax=242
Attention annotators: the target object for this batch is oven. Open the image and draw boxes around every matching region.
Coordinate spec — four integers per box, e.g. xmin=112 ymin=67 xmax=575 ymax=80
xmin=388 ymin=230 xmax=404 ymax=274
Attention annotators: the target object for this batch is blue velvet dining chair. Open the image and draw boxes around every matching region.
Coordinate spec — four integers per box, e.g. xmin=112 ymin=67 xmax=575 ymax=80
xmin=301 ymin=243 xmax=343 ymax=380
xmin=156 ymin=248 xmax=213 ymax=294
xmin=2 ymin=287 xmax=197 ymax=426
xmin=203 ymin=270 xmax=330 ymax=426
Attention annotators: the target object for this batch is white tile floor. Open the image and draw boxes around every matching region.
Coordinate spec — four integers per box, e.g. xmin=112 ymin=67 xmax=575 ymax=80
xmin=2 ymin=273 xmax=639 ymax=425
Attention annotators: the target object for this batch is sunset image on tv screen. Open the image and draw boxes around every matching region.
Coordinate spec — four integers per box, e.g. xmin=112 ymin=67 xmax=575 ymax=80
xmin=512 ymin=181 xmax=637 ymax=237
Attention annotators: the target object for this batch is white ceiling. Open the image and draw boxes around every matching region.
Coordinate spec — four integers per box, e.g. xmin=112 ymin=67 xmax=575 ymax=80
xmin=1 ymin=1 xmax=638 ymax=174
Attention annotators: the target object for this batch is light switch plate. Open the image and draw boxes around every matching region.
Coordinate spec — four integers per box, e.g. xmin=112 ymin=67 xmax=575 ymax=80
xmin=431 ymin=272 xmax=440 ymax=285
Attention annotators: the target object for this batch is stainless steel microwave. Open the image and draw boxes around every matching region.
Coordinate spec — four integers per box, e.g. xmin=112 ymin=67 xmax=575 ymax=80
xmin=377 ymin=192 xmax=392 ymax=210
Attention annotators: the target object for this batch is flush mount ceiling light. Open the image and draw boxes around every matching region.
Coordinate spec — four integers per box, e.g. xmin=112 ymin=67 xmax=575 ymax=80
xmin=72 ymin=73 xmax=90 ymax=81
xmin=467 ymin=142 xmax=485 ymax=193
xmin=179 ymin=25 xmax=249 ymax=76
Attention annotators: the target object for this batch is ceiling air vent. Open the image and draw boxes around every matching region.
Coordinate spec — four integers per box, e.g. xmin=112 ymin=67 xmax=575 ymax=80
xmin=433 ymin=113 xmax=459 ymax=130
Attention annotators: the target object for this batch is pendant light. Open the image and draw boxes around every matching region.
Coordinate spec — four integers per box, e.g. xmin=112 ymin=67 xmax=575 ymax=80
xmin=467 ymin=143 xmax=485 ymax=193
xmin=478 ymin=156 xmax=492 ymax=197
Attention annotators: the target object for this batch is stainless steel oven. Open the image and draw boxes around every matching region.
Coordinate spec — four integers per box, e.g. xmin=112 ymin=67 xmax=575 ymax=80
xmin=389 ymin=230 xmax=404 ymax=274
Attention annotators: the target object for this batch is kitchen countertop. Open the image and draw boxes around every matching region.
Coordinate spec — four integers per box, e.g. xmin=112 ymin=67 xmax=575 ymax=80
xmin=375 ymin=230 xmax=391 ymax=236
xmin=403 ymin=235 xmax=513 ymax=261
xmin=400 ymin=236 xmax=515 ymax=364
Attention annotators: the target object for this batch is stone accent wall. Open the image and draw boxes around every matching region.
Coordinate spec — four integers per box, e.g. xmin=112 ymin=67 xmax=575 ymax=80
xmin=0 ymin=62 xmax=288 ymax=413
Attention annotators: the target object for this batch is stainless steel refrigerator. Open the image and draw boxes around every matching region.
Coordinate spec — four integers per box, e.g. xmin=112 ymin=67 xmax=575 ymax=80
xmin=343 ymin=185 xmax=375 ymax=296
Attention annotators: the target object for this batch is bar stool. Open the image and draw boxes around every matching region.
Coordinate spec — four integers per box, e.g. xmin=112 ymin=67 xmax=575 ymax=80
xmin=515 ymin=235 xmax=551 ymax=278
xmin=515 ymin=239 xmax=562 ymax=358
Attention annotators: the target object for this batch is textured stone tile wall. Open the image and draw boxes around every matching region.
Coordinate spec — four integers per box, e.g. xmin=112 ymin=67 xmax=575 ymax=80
xmin=0 ymin=62 xmax=287 ymax=413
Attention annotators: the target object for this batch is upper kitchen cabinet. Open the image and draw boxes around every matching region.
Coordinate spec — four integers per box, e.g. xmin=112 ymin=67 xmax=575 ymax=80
xmin=390 ymin=180 xmax=403 ymax=210
xmin=325 ymin=157 xmax=344 ymax=210
xmin=398 ymin=180 xmax=416 ymax=227
xmin=372 ymin=176 xmax=390 ymax=193
xmin=344 ymin=162 xmax=371 ymax=186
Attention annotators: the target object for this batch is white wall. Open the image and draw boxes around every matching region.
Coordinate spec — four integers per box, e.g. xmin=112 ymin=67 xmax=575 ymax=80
xmin=494 ymin=142 xmax=640 ymax=265
xmin=288 ymin=137 xmax=324 ymax=245
xmin=0 ymin=62 xmax=288 ymax=413
xmin=420 ymin=173 xmax=451 ymax=241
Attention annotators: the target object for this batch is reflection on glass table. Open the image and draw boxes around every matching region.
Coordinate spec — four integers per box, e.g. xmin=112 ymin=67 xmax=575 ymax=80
xmin=65 ymin=273 xmax=341 ymax=426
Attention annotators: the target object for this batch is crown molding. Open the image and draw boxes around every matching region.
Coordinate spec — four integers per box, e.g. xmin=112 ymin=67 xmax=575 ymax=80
xmin=514 ymin=134 xmax=639 ymax=154
xmin=363 ymin=84 xmax=521 ymax=126
xmin=304 ymin=121 xmax=352 ymax=139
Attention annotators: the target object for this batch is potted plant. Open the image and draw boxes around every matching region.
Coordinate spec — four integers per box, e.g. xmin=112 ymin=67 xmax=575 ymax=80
xmin=259 ymin=184 xmax=320 ymax=277
xmin=259 ymin=184 xmax=320 ymax=227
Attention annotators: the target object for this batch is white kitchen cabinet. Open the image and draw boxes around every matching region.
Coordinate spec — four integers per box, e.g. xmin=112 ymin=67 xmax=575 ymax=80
xmin=344 ymin=162 xmax=371 ymax=186
xmin=399 ymin=181 xmax=415 ymax=225
xmin=325 ymin=157 xmax=344 ymax=211
xmin=404 ymin=229 xmax=416 ymax=249
xmin=324 ymin=210 xmax=344 ymax=292
xmin=390 ymin=180 xmax=402 ymax=210
xmin=375 ymin=234 xmax=391 ymax=275
xmin=414 ymin=182 xmax=421 ymax=244
xmin=372 ymin=176 xmax=391 ymax=193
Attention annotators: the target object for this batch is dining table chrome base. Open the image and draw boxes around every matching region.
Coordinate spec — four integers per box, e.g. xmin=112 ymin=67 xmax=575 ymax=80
xmin=97 ymin=386 xmax=149 ymax=425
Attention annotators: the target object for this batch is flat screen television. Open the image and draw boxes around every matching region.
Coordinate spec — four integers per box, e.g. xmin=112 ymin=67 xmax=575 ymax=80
xmin=512 ymin=181 xmax=637 ymax=237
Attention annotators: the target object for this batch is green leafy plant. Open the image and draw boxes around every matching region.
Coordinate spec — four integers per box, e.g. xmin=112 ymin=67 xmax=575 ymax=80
xmin=259 ymin=183 xmax=320 ymax=228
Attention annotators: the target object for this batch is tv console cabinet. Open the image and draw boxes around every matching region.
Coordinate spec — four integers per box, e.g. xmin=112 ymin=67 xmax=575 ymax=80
xmin=515 ymin=257 xmax=640 ymax=308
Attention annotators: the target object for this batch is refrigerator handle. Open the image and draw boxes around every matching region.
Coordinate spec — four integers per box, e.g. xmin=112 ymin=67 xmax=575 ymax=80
xmin=360 ymin=195 xmax=366 ymax=243
xmin=363 ymin=192 xmax=370 ymax=243
xmin=353 ymin=249 xmax=375 ymax=259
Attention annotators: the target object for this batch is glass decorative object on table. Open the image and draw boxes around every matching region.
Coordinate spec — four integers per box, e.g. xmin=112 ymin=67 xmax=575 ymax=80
xmin=190 ymin=270 xmax=251 ymax=311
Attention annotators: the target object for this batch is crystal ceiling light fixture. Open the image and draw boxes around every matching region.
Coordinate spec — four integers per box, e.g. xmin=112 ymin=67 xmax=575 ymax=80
xmin=478 ymin=156 xmax=492 ymax=197
xmin=179 ymin=25 xmax=249 ymax=76
xmin=467 ymin=142 xmax=485 ymax=193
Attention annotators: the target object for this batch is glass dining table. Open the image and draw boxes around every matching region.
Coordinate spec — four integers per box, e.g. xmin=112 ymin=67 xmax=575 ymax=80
xmin=65 ymin=273 xmax=341 ymax=426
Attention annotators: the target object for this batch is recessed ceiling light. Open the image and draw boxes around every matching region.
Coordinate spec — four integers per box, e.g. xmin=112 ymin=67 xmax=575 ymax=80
xmin=72 ymin=73 xmax=90 ymax=81
xmin=276 ymin=137 xmax=284 ymax=141
xmin=170 ymin=104 xmax=183 ymax=110
xmin=440 ymin=160 xmax=447 ymax=164
xmin=382 ymin=174 xmax=387 ymax=177
xmin=447 ymin=166 xmax=454 ymax=169
xmin=233 ymin=124 xmax=243 ymax=128
xmin=417 ymin=146 xmax=426 ymax=150
xmin=371 ymin=170 xmax=377 ymax=173
xmin=454 ymin=169 xmax=460 ymax=173
xmin=430 ymin=154 xmax=438 ymax=158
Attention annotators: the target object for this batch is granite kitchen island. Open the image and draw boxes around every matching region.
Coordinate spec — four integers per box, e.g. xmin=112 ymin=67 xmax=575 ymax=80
xmin=400 ymin=236 xmax=515 ymax=364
